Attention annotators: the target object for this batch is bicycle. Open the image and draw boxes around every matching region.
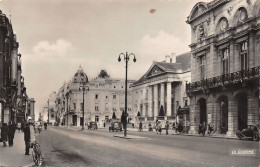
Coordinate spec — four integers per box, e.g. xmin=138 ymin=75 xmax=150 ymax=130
xmin=31 ymin=140 xmax=43 ymax=166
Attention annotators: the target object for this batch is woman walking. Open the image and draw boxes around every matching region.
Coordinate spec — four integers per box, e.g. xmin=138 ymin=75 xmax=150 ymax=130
xmin=8 ymin=121 xmax=16 ymax=147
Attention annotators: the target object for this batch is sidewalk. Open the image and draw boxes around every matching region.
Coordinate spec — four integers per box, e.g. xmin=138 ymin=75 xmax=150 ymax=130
xmin=0 ymin=125 xmax=35 ymax=167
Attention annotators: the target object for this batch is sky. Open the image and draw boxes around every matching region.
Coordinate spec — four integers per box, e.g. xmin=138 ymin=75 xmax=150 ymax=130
xmin=0 ymin=0 xmax=211 ymax=119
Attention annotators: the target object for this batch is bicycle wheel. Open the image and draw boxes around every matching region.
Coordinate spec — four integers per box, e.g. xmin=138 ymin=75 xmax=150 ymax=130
xmin=36 ymin=154 xmax=43 ymax=166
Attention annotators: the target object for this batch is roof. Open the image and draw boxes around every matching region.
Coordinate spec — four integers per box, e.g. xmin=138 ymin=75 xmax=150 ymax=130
xmin=132 ymin=52 xmax=190 ymax=86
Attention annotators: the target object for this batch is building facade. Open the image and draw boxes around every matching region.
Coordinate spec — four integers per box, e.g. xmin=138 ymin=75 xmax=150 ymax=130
xmin=186 ymin=0 xmax=260 ymax=136
xmin=131 ymin=53 xmax=191 ymax=127
xmin=53 ymin=66 xmax=135 ymax=127
xmin=0 ymin=10 xmax=33 ymax=126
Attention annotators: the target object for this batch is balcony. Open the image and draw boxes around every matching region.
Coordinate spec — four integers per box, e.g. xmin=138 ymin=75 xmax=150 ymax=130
xmin=186 ymin=66 xmax=260 ymax=93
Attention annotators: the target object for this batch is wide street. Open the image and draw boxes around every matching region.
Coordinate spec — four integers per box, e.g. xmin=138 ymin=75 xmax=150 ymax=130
xmin=36 ymin=126 xmax=259 ymax=167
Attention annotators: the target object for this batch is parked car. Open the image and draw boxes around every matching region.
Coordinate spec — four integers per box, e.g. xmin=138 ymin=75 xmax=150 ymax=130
xmin=88 ymin=122 xmax=98 ymax=130
xmin=236 ymin=125 xmax=259 ymax=141
xmin=109 ymin=121 xmax=122 ymax=132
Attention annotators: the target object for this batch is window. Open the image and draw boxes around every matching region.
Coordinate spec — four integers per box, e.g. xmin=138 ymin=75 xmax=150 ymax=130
xmin=95 ymin=116 xmax=99 ymax=122
xmin=106 ymin=96 xmax=108 ymax=99
xmin=95 ymin=94 xmax=98 ymax=99
xmin=240 ymin=41 xmax=248 ymax=70
xmin=140 ymin=104 xmax=143 ymax=116
xmin=80 ymin=103 xmax=83 ymax=111
xmin=113 ymin=95 xmax=116 ymax=99
xmin=222 ymin=48 xmax=229 ymax=75
xmin=95 ymin=105 xmax=99 ymax=111
xmin=199 ymin=55 xmax=206 ymax=80
xmin=105 ymin=116 xmax=109 ymax=122
xmin=73 ymin=103 xmax=76 ymax=110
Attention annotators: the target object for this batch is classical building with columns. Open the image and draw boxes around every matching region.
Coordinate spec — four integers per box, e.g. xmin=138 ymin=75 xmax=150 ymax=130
xmin=186 ymin=0 xmax=260 ymax=136
xmin=131 ymin=53 xmax=191 ymax=126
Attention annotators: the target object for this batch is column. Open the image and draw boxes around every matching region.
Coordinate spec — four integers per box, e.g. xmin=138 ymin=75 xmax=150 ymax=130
xmin=160 ymin=83 xmax=165 ymax=113
xmin=229 ymin=40 xmax=235 ymax=73
xmin=154 ymin=84 xmax=159 ymax=117
xmin=249 ymin=32 xmax=255 ymax=68
xmin=148 ymin=86 xmax=152 ymax=117
xmin=247 ymin=94 xmax=259 ymax=125
xmin=227 ymin=100 xmax=237 ymax=136
xmin=166 ymin=82 xmax=172 ymax=116
xmin=234 ymin=42 xmax=241 ymax=72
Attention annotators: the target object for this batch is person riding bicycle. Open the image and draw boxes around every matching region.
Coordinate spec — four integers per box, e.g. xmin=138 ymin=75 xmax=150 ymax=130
xmin=37 ymin=123 xmax=42 ymax=133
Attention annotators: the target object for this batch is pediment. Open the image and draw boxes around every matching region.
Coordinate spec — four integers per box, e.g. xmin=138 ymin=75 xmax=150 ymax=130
xmin=146 ymin=65 xmax=165 ymax=78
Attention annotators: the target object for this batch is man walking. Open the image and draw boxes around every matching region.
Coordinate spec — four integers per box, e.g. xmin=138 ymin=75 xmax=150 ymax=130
xmin=165 ymin=121 xmax=169 ymax=135
xmin=24 ymin=123 xmax=31 ymax=155
xmin=8 ymin=121 xmax=16 ymax=147
xmin=1 ymin=123 xmax=8 ymax=147
xmin=44 ymin=122 xmax=47 ymax=131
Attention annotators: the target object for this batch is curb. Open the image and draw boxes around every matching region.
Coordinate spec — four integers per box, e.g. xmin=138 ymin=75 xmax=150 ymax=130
xmin=171 ymin=133 xmax=238 ymax=140
xmin=114 ymin=135 xmax=150 ymax=139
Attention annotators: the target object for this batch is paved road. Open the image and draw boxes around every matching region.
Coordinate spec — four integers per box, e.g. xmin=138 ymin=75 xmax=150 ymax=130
xmin=37 ymin=126 xmax=259 ymax=167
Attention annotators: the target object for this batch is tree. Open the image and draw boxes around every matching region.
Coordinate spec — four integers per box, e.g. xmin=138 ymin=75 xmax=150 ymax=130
xmin=112 ymin=112 xmax=116 ymax=119
xmin=159 ymin=105 xmax=165 ymax=116
xmin=137 ymin=111 xmax=141 ymax=117
xmin=98 ymin=70 xmax=109 ymax=78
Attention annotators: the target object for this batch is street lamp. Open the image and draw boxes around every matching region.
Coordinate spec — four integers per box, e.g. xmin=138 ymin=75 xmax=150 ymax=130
xmin=65 ymin=92 xmax=70 ymax=128
xmin=47 ymin=99 xmax=49 ymax=124
xmin=118 ymin=52 xmax=136 ymax=137
xmin=79 ymin=82 xmax=89 ymax=130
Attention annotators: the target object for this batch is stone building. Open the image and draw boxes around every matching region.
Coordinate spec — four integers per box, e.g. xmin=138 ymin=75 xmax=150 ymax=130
xmin=131 ymin=53 xmax=191 ymax=127
xmin=0 ymin=10 xmax=31 ymax=125
xmin=186 ymin=0 xmax=260 ymax=136
xmin=55 ymin=66 xmax=135 ymax=127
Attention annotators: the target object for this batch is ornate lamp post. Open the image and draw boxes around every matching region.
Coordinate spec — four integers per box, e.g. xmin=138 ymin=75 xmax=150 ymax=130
xmin=79 ymin=82 xmax=89 ymax=130
xmin=118 ymin=52 xmax=136 ymax=137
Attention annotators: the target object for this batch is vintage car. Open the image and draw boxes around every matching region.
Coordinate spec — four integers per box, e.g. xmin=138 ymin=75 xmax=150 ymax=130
xmin=236 ymin=125 xmax=259 ymax=141
xmin=109 ymin=121 xmax=122 ymax=132
xmin=88 ymin=122 xmax=98 ymax=130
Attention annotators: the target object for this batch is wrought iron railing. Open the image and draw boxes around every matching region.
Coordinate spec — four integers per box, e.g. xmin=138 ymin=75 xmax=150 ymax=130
xmin=186 ymin=66 xmax=260 ymax=93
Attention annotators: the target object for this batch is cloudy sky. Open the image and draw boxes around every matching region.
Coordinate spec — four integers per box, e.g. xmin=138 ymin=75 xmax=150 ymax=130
xmin=1 ymin=0 xmax=210 ymax=119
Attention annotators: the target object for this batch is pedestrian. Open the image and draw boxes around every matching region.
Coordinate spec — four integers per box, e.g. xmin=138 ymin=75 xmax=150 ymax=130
xmin=158 ymin=122 xmax=162 ymax=135
xmin=103 ymin=122 xmax=106 ymax=127
xmin=208 ymin=123 xmax=213 ymax=135
xmin=165 ymin=121 xmax=169 ymax=135
xmin=24 ymin=123 xmax=31 ymax=155
xmin=44 ymin=122 xmax=47 ymax=131
xmin=21 ymin=121 xmax=25 ymax=132
xmin=177 ymin=122 xmax=183 ymax=135
xmin=1 ymin=123 xmax=8 ymax=147
xmin=8 ymin=121 xmax=16 ymax=147
xmin=139 ymin=121 xmax=143 ymax=132
xmin=148 ymin=122 xmax=152 ymax=131
xmin=17 ymin=122 xmax=21 ymax=132
xmin=200 ymin=122 xmax=206 ymax=136
xmin=155 ymin=119 xmax=159 ymax=134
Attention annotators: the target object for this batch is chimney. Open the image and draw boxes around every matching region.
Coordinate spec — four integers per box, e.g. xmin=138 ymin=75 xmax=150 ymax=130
xmin=165 ymin=55 xmax=170 ymax=63
xmin=171 ymin=53 xmax=176 ymax=63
